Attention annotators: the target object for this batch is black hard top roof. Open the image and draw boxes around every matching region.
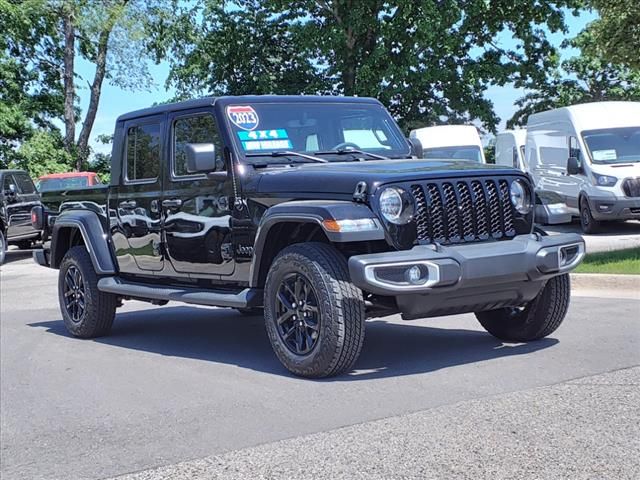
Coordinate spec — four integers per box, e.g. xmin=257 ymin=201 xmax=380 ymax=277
xmin=116 ymin=95 xmax=382 ymax=122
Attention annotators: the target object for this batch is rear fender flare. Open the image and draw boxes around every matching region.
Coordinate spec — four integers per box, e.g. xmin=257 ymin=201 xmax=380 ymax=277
xmin=50 ymin=210 xmax=116 ymax=274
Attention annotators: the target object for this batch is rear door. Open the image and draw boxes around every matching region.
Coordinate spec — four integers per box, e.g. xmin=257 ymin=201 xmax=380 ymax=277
xmin=162 ymin=108 xmax=235 ymax=276
xmin=111 ymin=116 xmax=165 ymax=273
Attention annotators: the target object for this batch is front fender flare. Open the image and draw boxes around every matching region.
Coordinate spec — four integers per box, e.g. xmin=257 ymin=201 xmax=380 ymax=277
xmin=250 ymin=200 xmax=384 ymax=287
xmin=51 ymin=210 xmax=116 ymax=275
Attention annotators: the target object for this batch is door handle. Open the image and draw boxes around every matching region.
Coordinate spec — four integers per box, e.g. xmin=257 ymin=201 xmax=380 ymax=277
xmin=162 ymin=198 xmax=182 ymax=209
xmin=119 ymin=200 xmax=137 ymax=208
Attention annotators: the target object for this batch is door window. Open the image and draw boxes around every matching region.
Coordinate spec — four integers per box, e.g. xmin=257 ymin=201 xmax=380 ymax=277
xmin=125 ymin=123 xmax=161 ymax=182
xmin=13 ymin=173 xmax=36 ymax=194
xmin=173 ymin=114 xmax=224 ymax=177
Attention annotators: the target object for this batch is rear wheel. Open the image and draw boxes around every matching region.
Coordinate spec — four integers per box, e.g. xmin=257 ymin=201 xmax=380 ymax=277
xmin=580 ymin=196 xmax=601 ymax=234
xmin=475 ymin=274 xmax=570 ymax=342
xmin=264 ymin=242 xmax=365 ymax=378
xmin=58 ymin=246 xmax=117 ymax=338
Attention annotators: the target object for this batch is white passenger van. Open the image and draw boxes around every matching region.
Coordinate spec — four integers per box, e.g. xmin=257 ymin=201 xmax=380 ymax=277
xmin=495 ymin=129 xmax=527 ymax=171
xmin=410 ymin=125 xmax=486 ymax=163
xmin=526 ymin=101 xmax=640 ymax=233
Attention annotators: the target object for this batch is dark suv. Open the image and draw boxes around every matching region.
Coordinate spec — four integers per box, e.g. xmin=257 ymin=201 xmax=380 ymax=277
xmin=0 ymin=169 xmax=42 ymax=264
xmin=33 ymin=96 xmax=585 ymax=377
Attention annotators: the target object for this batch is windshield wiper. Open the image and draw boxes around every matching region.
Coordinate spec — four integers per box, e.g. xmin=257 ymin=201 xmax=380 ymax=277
xmin=245 ymin=151 xmax=328 ymax=163
xmin=314 ymin=148 xmax=390 ymax=160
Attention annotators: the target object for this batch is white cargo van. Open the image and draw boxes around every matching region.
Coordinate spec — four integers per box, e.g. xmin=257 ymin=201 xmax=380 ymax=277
xmin=495 ymin=129 xmax=527 ymax=170
xmin=526 ymin=101 xmax=640 ymax=233
xmin=410 ymin=125 xmax=486 ymax=163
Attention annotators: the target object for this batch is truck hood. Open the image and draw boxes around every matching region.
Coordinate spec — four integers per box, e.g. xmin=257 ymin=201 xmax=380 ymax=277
xmin=252 ymin=159 xmax=521 ymax=194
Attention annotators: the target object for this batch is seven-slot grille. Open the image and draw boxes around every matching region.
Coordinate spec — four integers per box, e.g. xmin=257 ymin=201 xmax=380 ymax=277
xmin=410 ymin=178 xmax=517 ymax=244
xmin=622 ymin=177 xmax=640 ymax=198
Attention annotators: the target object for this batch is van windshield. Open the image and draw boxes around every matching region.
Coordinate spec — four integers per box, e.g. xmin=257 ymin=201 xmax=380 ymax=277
xmin=423 ymin=145 xmax=483 ymax=163
xmin=582 ymin=127 xmax=640 ymax=164
xmin=225 ymin=102 xmax=410 ymax=163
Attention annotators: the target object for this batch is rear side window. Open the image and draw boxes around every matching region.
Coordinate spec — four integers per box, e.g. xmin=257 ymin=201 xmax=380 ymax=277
xmin=173 ymin=114 xmax=224 ymax=177
xmin=13 ymin=173 xmax=37 ymax=194
xmin=126 ymin=123 xmax=161 ymax=182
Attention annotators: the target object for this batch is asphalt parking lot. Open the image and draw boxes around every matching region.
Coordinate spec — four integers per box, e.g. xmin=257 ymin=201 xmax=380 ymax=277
xmin=1 ymin=245 xmax=639 ymax=480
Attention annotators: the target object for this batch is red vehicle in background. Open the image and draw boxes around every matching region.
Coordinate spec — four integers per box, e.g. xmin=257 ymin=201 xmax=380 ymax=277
xmin=37 ymin=172 xmax=102 ymax=192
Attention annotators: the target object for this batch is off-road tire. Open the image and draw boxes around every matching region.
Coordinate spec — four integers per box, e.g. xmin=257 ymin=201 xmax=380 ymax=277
xmin=0 ymin=230 xmax=6 ymax=265
xmin=475 ymin=274 xmax=570 ymax=342
xmin=58 ymin=246 xmax=117 ymax=338
xmin=264 ymin=242 xmax=365 ymax=378
xmin=580 ymin=196 xmax=601 ymax=234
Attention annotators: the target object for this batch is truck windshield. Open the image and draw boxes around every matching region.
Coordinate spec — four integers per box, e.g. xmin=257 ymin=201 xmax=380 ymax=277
xmin=582 ymin=126 xmax=640 ymax=164
xmin=225 ymin=102 xmax=410 ymax=163
xmin=423 ymin=145 xmax=482 ymax=163
xmin=38 ymin=177 xmax=90 ymax=192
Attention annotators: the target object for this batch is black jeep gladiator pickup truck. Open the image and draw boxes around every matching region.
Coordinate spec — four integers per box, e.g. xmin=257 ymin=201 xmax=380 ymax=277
xmin=33 ymin=96 xmax=585 ymax=377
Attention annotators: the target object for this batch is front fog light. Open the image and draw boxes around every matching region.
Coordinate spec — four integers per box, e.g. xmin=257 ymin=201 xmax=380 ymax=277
xmin=406 ymin=265 xmax=426 ymax=284
xmin=510 ymin=179 xmax=532 ymax=214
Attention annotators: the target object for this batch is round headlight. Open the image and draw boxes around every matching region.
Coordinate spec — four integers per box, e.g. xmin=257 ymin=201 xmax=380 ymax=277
xmin=510 ymin=179 xmax=532 ymax=214
xmin=379 ymin=187 xmax=413 ymax=224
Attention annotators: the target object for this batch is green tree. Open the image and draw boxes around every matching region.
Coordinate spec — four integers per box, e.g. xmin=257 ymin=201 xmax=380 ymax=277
xmin=0 ymin=0 xmax=63 ymax=168
xmin=508 ymin=29 xmax=640 ymax=128
xmin=587 ymin=0 xmax=640 ymax=70
xmin=156 ymin=0 xmax=583 ymax=133
xmin=16 ymin=130 xmax=74 ymax=178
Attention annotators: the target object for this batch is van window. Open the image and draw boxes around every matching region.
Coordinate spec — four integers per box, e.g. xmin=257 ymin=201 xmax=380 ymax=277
xmin=173 ymin=114 xmax=223 ymax=176
xmin=126 ymin=124 xmax=161 ymax=181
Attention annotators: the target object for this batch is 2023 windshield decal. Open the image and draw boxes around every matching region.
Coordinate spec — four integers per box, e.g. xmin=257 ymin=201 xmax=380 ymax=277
xmin=227 ymin=105 xmax=259 ymax=131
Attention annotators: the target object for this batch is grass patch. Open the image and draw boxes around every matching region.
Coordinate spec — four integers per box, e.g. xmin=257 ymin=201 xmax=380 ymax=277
xmin=574 ymin=248 xmax=640 ymax=275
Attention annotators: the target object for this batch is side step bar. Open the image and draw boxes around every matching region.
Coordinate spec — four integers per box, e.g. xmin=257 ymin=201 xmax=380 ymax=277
xmin=97 ymin=277 xmax=262 ymax=308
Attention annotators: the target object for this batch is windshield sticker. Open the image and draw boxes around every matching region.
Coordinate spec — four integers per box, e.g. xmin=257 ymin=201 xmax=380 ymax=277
xmin=227 ymin=105 xmax=259 ymax=130
xmin=592 ymin=149 xmax=617 ymax=161
xmin=237 ymin=129 xmax=288 ymax=141
xmin=242 ymin=139 xmax=293 ymax=151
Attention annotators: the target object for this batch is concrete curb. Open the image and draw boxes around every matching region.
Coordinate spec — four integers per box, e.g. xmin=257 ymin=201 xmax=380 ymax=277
xmin=570 ymin=273 xmax=640 ymax=293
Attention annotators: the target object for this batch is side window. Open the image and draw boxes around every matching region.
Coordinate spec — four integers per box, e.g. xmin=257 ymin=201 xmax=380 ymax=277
xmin=13 ymin=173 xmax=36 ymax=194
xmin=126 ymin=123 xmax=161 ymax=182
xmin=2 ymin=174 xmax=14 ymax=191
xmin=173 ymin=114 xmax=223 ymax=177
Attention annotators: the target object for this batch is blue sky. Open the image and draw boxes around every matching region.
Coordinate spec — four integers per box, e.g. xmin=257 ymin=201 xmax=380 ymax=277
xmin=76 ymin=8 xmax=597 ymax=154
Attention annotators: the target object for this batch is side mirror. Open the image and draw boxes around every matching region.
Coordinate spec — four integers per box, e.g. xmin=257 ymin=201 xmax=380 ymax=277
xmin=408 ymin=137 xmax=423 ymax=158
xmin=186 ymin=143 xmax=217 ymax=173
xmin=567 ymin=156 xmax=582 ymax=175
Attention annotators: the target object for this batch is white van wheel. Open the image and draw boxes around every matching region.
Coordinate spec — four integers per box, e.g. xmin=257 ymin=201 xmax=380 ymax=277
xmin=580 ymin=197 xmax=601 ymax=234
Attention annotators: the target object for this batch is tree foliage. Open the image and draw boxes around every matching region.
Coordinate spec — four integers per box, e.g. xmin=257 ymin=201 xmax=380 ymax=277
xmin=155 ymin=0 xmax=583 ymax=132
xmin=508 ymin=29 xmax=640 ymax=128
xmin=0 ymin=0 xmax=63 ymax=168
xmin=587 ymin=0 xmax=640 ymax=70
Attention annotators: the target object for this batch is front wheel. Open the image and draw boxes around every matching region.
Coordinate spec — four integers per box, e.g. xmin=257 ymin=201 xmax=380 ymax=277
xmin=58 ymin=246 xmax=118 ymax=338
xmin=264 ymin=242 xmax=365 ymax=378
xmin=580 ymin=196 xmax=601 ymax=234
xmin=475 ymin=274 xmax=571 ymax=342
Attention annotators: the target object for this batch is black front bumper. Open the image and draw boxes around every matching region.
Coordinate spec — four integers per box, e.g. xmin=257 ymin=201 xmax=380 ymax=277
xmin=348 ymin=233 xmax=585 ymax=319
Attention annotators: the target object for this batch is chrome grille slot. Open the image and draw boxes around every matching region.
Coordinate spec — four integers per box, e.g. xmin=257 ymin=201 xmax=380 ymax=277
xmin=408 ymin=177 xmax=519 ymax=245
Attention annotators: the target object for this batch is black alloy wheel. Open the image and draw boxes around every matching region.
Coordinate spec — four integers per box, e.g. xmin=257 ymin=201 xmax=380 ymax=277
xmin=275 ymin=272 xmax=321 ymax=355
xmin=63 ymin=265 xmax=86 ymax=323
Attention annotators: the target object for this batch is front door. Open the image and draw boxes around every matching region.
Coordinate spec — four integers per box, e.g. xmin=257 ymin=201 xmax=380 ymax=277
xmin=111 ymin=116 xmax=164 ymax=273
xmin=2 ymin=172 xmax=40 ymax=239
xmin=162 ymin=109 xmax=235 ymax=276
